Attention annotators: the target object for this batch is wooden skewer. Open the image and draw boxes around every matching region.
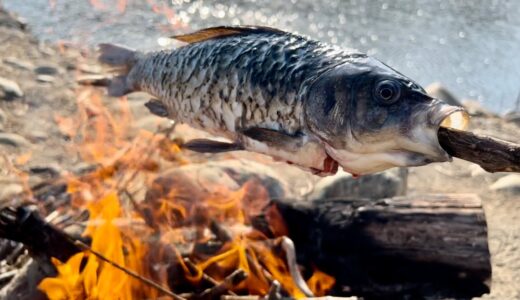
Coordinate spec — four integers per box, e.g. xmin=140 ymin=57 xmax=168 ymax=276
xmin=438 ymin=127 xmax=520 ymax=173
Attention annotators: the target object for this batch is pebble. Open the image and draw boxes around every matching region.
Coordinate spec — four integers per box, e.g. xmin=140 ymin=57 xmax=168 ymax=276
xmin=462 ymin=99 xmax=497 ymax=117
xmin=28 ymin=163 xmax=63 ymax=177
xmin=36 ymin=74 xmax=55 ymax=83
xmin=2 ymin=57 xmax=34 ymax=70
xmin=28 ymin=130 xmax=49 ymax=141
xmin=0 ymin=182 xmax=24 ymax=203
xmin=0 ymin=132 xmax=31 ymax=148
xmin=504 ymin=111 xmax=520 ymax=126
xmin=34 ymin=65 xmax=59 ymax=75
xmin=309 ymin=168 xmax=408 ymax=200
xmin=468 ymin=163 xmax=488 ymax=177
xmin=0 ymin=77 xmax=23 ymax=99
xmin=490 ymin=175 xmax=520 ymax=194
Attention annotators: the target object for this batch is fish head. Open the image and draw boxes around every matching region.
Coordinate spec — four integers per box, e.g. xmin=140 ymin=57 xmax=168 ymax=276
xmin=304 ymin=56 xmax=469 ymax=175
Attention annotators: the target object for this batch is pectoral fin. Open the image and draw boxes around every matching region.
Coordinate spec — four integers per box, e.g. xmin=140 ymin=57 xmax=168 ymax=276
xmin=145 ymin=99 xmax=169 ymax=117
xmin=182 ymin=139 xmax=244 ymax=153
xmin=241 ymin=127 xmax=304 ymax=151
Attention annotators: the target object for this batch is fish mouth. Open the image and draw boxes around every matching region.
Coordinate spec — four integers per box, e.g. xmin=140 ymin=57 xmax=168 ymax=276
xmin=321 ymin=101 xmax=470 ymax=175
xmin=420 ymin=101 xmax=469 ymax=162
xmin=432 ymin=104 xmax=469 ymax=131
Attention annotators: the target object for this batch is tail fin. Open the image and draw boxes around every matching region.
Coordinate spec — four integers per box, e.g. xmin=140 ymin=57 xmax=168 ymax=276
xmin=97 ymin=43 xmax=139 ymax=97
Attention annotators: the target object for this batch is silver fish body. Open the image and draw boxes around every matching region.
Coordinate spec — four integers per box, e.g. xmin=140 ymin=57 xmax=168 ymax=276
xmin=99 ymin=26 xmax=468 ymax=176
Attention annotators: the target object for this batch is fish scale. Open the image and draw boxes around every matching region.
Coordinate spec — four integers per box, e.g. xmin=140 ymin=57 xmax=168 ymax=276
xmin=127 ymin=31 xmax=358 ymax=136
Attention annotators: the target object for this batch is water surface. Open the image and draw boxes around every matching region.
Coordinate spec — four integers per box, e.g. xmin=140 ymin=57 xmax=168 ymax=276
xmin=4 ymin=0 xmax=520 ymax=112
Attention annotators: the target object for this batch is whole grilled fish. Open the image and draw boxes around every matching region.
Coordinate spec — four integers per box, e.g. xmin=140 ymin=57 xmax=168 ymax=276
xmin=98 ymin=26 xmax=468 ymax=176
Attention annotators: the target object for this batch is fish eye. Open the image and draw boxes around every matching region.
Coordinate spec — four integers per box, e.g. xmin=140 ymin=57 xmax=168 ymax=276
xmin=375 ymin=80 xmax=401 ymax=104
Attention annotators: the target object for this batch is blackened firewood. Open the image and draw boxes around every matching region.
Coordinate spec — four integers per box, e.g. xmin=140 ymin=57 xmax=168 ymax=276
xmin=0 ymin=206 xmax=81 ymax=262
xmin=438 ymin=127 xmax=520 ymax=173
xmin=257 ymin=194 xmax=491 ymax=299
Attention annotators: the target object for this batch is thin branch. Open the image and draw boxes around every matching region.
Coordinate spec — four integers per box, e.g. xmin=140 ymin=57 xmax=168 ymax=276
xmin=183 ymin=258 xmax=237 ymax=296
xmin=267 ymin=280 xmax=282 ymax=300
xmin=280 ymin=237 xmax=314 ymax=297
xmin=196 ymin=269 xmax=247 ymax=300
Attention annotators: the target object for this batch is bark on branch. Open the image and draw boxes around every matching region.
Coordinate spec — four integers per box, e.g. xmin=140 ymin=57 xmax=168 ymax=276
xmin=438 ymin=127 xmax=520 ymax=173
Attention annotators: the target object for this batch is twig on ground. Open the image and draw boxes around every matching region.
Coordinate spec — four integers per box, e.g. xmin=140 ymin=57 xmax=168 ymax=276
xmin=280 ymin=237 xmax=314 ymax=297
xmin=267 ymin=280 xmax=282 ymax=300
xmin=196 ymin=269 xmax=247 ymax=300
xmin=183 ymin=257 xmax=237 ymax=296
xmin=0 ymin=269 xmax=17 ymax=282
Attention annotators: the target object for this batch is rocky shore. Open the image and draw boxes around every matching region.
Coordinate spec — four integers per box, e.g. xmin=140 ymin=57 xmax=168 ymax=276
xmin=0 ymin=6 xmax=519 ymax=299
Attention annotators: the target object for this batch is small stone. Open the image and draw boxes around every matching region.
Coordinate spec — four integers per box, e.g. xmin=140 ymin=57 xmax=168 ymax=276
xmin=0 ymin=77 xmax=23 ymax=99
xmin=72 ymin=162 xmax=99 ymax=175
xmin=28 ymin=164 xmax=63 ymax=177
xmin=490 ymin=174 xmax=520 ymax=194
xmin=28 ymin=130 xmax=49 ymax=141
xmin=462 ymin=99 xmax=497 ymax=117
xmin=309 ymin=168 xmax=408 ymax=200
xmin=34 ymin=65 xmax=59 ymax=75
xmin=36 ymin=74 xmax=55 ymax=83
xmin=425 ymin=82 xmax=463 ymax=107
xmin=0 ymin=132 xmax=31 ymax=147
xmin=0 ymin=182 xmax=24 ymax=203
xmin=3 ymin=57 xmax=34 ymax=70
xmin=468 ymin=164 xmax=487 ymax=177
xmin=504 ymin=111 xmax=520 ymax=126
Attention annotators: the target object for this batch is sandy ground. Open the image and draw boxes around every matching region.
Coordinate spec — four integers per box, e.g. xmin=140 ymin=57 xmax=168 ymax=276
xmin=0 ymin=7 xmax=519 ymax=299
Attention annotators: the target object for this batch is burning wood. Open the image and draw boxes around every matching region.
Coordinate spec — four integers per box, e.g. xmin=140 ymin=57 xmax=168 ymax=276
xmin=263 ymin=194 xmax=491 ymax=299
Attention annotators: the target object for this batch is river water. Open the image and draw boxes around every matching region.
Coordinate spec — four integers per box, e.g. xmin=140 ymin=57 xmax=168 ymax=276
xmin=4 ymin=0 xmax=520 ymax=112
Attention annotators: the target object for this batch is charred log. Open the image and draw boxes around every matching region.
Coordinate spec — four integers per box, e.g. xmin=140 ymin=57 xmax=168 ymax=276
xmin=0 ymin=206 xmax=81 ymax=262
xmin=438 ymin=127 xmax=520 ymax=173
xmin=259 ymin=194 xmax=491 ymax=299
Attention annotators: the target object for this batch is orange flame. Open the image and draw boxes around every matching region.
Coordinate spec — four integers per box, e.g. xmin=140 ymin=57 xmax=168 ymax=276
xmin=37 ymin=2 xmax=334 ymax=298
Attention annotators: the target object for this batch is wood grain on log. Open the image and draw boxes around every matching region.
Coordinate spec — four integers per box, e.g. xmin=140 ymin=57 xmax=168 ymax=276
xmin=259 ymin=194 xmax=491 ymax=299
xmin=438 ymin=127 xmax=520 ymax=173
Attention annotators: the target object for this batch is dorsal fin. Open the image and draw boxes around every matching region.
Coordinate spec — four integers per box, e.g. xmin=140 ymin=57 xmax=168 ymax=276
xmin=171 ymin=26 xmax=287 ymax=44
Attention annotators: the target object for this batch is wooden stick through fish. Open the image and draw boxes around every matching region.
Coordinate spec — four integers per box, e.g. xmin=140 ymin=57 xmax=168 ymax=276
xmin=438 ymin=127 xmax=520 ymax=173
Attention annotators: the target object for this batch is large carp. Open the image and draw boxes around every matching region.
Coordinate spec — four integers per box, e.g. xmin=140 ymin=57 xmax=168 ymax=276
xmin=98 ymin=26 xmax=468 ymax=176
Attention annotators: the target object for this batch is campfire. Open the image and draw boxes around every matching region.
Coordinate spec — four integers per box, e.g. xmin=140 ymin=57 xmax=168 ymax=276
xmin=23 ymin=83 xmax=332 ymax=300
xmin=28 ymin=6 xmax=336 ymax=296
